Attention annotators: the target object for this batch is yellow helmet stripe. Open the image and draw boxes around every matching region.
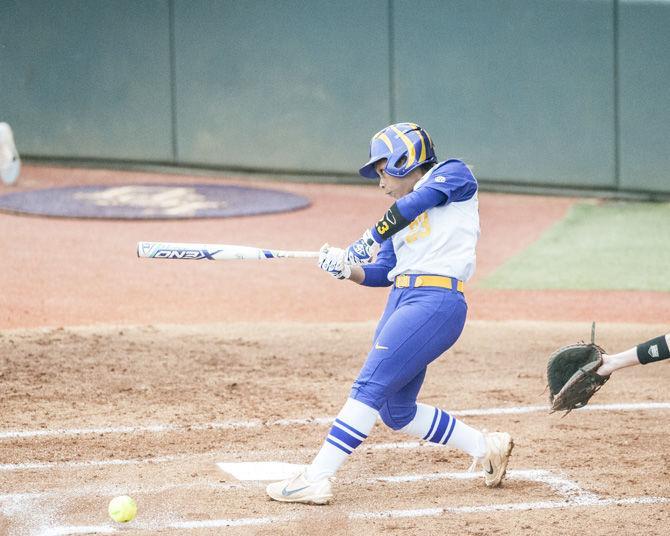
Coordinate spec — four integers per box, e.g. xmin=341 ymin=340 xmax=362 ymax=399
xmin=416 ymin=130 xmax=426 ymax=163
xmin=390 ymin=126 xmax=416 ymax=167
xmin=374 ymin=132 xmax=394 ymax=153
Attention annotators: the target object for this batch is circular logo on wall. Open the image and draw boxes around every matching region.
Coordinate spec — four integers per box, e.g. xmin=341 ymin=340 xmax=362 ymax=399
xmin=0 ymin=183 xmax=310 ymax=219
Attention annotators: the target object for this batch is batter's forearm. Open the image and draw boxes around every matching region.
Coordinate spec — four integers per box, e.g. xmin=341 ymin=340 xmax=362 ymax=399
xmin=348 ymin=265 xmax=365 ymax=284
xmin=370 ymin=188 xmax=448 ymax=243
xmin=371 ymin=203 xmax=411 ymax=242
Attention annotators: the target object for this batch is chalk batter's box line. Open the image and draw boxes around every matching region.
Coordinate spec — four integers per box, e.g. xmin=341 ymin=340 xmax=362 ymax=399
xmin=40 ymin=496 xmax=670 ymax=536
xmin=39 ymin=496 xmax=670 ymax=536
xmin=0 ymin=434 xmax=645 ymax=473
xmin=2 ymin=401 xmax=670 ymax=441
xmin=32 ymin=470 xmax=670 ymax=536
xmin=0 ymin=469 xmax=589 ymax=503
xmin=3 ymin=400 xmax=670 ymax=472
xmin=6 ymin=405 xmax=670 ymax=534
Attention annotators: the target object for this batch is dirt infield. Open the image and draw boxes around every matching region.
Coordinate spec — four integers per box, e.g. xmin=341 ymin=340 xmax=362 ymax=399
xmin=2 ymin=321 xmax=669 ymax=535
xmin=1 ymin=165 xmax=669 ymax=535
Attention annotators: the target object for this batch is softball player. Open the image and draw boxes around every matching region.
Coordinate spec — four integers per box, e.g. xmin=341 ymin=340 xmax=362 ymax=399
xmin=267 ymin=122 xmax=513 ymax=504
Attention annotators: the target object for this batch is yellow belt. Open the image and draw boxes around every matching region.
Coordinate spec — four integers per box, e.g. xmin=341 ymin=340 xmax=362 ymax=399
xmin=394 ymin=274 xmax=464 ymax=293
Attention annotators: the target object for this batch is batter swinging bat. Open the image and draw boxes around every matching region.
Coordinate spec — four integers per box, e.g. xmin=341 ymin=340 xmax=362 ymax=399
xmin=137 ymin=241 xmax=320 ymax=261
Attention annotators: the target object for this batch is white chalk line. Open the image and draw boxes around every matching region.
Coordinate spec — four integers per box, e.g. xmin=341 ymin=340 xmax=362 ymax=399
xmin=0 ymin=481 xmax=246 ymax=503
xmin=4 ymin=402 xmax=670 ymax=441
xmin=41 ymin=527 xmax=116 ymax=536
xmin=0 ymin=453 xmax=194 ymax=472
xmin=374 ymin=469 xmax=598 ymax=502
xmin=0 ymin=469 xmax=581 ymax=503
xmin=6 ymin=401 xmax=669 ymax=533
xmin=39 ymin=495 xmax=670 ymax=535
xmin=0 ymin=419 xmax=266 ymax=441
xmin=5 ymin=401 xmax=666 ymax=534
xmin=0 ymin=439 xmax=513 ymax=472
xmin=22 ymin=469 xmax=589 ymax=533
xmin=10 ymin=467 xmax=665 ymax=534
xmin=354 ymin=495 xmax=670 ymax=517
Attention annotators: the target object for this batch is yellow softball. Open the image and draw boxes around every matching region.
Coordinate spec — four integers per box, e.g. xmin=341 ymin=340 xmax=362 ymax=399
xmin=108 ymin=495 xmax=137 ymax=523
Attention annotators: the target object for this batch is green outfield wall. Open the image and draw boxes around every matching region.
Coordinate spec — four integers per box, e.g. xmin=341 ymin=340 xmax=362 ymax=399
xmin=0 ymin=0 xmax=668 ymax=194
xmin=0 ymin=0 xmax=173 ymax=161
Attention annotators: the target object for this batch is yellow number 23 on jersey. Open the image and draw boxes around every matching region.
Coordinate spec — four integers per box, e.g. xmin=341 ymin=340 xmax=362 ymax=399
xmin=405 ymin=212 xmax=431 ymax=244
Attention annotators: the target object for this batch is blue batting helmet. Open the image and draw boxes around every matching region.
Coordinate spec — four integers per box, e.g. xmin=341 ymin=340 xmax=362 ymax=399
xmin=359 ymin=122 xmax=437 ymax=179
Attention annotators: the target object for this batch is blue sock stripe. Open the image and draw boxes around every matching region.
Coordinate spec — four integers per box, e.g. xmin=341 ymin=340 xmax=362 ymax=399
xmin=441 ymin=414 xmax=457 ymax=445
xmin=429 ymin=410 xmax=450 ymax=443
xmin=422 ymin=407 xmax=440 ymax=440
xmin=326 ymin=437 xmax=353 ymax=455
xmin=436 ymin=412 xmax=453 ymax=443
xmin=329 ymin=425 xmax=363 ymax=449
xmin=334 ymin=418 xmax=368 ymax=440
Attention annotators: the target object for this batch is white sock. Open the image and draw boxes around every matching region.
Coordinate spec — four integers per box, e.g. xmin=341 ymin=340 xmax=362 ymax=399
xmin=401 ymin=403 xmax=486 ymax=458
xmin=305 ymin=398 xmax=378 ymax=481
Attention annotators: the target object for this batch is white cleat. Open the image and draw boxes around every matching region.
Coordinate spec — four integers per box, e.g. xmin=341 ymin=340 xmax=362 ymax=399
xmin=469 ymin=431 xmax=514 ymax=487
xmin=266 ymin=471 xmax=333 ymax=505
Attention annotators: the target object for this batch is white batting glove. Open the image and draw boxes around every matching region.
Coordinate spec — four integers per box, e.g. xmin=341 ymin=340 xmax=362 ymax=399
xmin=318 ymin=243 xmax=352 ymax=280
xmin=344 ymin=229 xmax=380 ymax=265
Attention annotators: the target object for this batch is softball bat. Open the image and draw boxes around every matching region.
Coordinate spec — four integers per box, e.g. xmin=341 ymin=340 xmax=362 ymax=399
xmin=137 ymin=241 xmax=320 ymax=261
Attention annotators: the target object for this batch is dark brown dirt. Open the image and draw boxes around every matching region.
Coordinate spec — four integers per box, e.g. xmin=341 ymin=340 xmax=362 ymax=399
xmin=1 ymin=322 xmax=669 ymax=535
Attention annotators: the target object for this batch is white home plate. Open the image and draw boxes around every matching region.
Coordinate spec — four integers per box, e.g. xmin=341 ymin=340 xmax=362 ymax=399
xmin=217 ymin=461 xmax=306 ymax=481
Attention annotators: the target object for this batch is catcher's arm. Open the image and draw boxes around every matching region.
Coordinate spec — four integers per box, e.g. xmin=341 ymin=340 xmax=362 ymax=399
xmin=597 ymin=332 xmax=670 ymax=376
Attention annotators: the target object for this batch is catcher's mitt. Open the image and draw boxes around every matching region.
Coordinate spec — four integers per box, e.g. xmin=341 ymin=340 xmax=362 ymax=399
xmin=546 ymin=323 xmax=610 ymax=414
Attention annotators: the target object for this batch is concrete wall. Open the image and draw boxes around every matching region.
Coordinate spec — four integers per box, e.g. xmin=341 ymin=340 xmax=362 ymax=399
xmin=618 ymin=0 xmax=670 ymax=193
xmin=0 ymin=0 xmax=668 ymax=194
xmin=394 ymin=0 xmax=615 ymax=188
xmin=173 ymin=0 xmax=389 ymax=173
xmin=0 ymin=0 xmax=173 ymax=161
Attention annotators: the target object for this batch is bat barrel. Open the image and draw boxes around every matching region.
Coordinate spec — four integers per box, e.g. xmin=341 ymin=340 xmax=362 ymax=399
xmin=137 ymin=241 xmax=319 ymax=260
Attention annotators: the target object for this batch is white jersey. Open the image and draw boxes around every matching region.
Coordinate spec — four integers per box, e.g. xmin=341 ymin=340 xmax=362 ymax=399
xmin=387 ymin=160 xmax=480 ymax=282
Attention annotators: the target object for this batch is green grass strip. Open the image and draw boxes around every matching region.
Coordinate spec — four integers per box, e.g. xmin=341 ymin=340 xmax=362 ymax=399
xmin=480 ymin=201 xmax=670 ymax=291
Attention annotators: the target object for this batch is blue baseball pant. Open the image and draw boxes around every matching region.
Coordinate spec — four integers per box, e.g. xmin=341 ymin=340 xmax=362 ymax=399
xmin=350 ymin=285 xmax=467 ymax=429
